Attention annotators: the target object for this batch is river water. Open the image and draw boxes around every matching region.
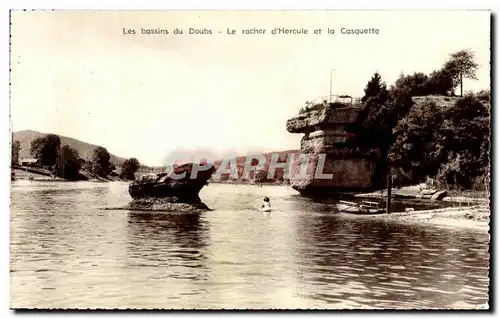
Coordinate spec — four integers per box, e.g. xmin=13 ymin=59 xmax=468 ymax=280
xmin=10 ymin=181 xmax=490 ymax=309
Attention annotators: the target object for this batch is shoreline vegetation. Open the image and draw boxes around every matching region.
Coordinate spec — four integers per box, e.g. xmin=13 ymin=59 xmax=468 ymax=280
xmin=11 ymin=132 xmax=142 ymax=183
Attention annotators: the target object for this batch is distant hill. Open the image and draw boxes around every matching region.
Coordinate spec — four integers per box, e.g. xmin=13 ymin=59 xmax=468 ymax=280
xmin=139 ymin=149 xmax=301 ymax=179
xmin=212 ymin=149 xmax=300 ymax=182
xmin=214 ymin=150 xmax=299 ymax=168
xmin=13 ymin=130 xmax=127 ymax=166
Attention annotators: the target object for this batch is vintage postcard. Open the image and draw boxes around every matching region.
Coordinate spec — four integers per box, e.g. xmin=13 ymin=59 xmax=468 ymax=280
xmin=9 ymin=10 xmax=491 ymax=310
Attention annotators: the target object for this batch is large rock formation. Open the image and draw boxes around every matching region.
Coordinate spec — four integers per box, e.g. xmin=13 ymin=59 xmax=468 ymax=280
xmin=126 ymin=163 xmax=215 ymax=212
xmin=286 ymin=103 xmax=379 ymax=197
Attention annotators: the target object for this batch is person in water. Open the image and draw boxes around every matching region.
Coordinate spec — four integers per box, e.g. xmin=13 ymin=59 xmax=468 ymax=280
xmin=261 ymin=197 xmax=271 ymax=211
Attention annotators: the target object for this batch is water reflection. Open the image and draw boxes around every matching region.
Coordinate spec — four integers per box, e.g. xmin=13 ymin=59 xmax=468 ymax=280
xmin=10 ymin=182 xmax=489 ymax=309
xmin=11 ymin=185 xmax=113 ymax=264
xmin=125 ymin=212 xmax=210 ymax=281
xmin=293 ymin=212 xmax=489 ymax=308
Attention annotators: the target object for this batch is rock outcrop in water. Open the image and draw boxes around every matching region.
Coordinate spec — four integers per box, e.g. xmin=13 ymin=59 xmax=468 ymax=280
xmin=286 ymin=103 xmax=379 ymax=197
xmin=126 ymin=163 xmax=215 ymax=212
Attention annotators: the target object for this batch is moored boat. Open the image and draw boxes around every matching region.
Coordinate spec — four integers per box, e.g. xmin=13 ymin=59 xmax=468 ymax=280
xmin=359 ymin=201 xmax=384 ymax=214
xmin=337 ymin=200 xmax=385 ymax=214
xmin=336 ymin=200 xmax=361 ymax=213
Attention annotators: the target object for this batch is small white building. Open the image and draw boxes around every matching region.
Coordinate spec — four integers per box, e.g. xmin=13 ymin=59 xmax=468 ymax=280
xmin=20 ymin=158 xmax=39 ymax=167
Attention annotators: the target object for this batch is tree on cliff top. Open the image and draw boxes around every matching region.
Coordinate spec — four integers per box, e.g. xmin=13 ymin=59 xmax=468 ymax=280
xmin=443 ymin=49 xmax=479 ymax=96
xmin=425 ymin=68 xmax=455 ymax=96
xmin=361 ymin=72 xmax=389 ymax=105
xmin=392 ymin=72 xmax=430 ymax=97
xmin=92 ymin=146 xmax=112 ymax=177
xmin=348 ymin=72 xmax=390 ymax=150
xmin=120 ymin=158 xmax=140 ymax=180
xmin=346 ymin=72 xmax=420 ymax=188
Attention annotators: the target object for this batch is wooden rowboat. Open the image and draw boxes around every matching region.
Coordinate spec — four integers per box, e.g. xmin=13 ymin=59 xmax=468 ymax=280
xmin=337 ymin=200 xmax=385 ymax=214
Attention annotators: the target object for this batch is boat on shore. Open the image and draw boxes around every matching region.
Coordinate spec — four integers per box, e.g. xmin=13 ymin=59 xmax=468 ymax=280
xmin=337 ymin=200 xmax=385 ymax=214
xmin=337 ymin=200 xmax=361 ymax=213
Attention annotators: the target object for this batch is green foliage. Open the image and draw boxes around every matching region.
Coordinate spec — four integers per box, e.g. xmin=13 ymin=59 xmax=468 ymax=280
xmin=384 ymin=50 xmax=478 ymax=98
xmin=347 ymin=49 xmax=487 ymax=190
xmin=299 ymin=101 xmax=351 ymax=115
xmin=426 ymin=69 xmax=455 ymax=95
xmin=391 ymin=70 xmax=454 ymax=97
xmin=393 ymin=72 xmax=430 ymax=96
xmin=82 ymin=160 xmax=93 ymax=172
xmin=389 ymin=92 xmax=490 ymax=189
xmin=442 ymin=49 xmax=479 ymax=96
xmin=390 ymin=100 xmax=447 ymax=181
xmin=362 ymin=73 xmax=389 ymax=104
xmin=438 ymin=93 xmax=490 ymax=188
xmin=29 ymin=134 xmax=61 ymax=167
xmin=120 ymin=158 xmax=140 ymax=180
xmin=30 ymin=137 xmax=45 ymax=160
xmin=475 ymin=89 xmax=491 ymax=103
xmin=24 ymin=133 xmax=83 ymax=179
xmin=11 ymin=139 xmax=20 ymax=166
xmin=55 ymin=145 xmax=82 ymax=180
xmin=92 ymin=146 xmax=112 ymax=177
xmin=347 ymin=72 xmax=399 ymax=150
xmin=360 ymin=72 xmax=391 ymax=146
xmin=345 ymin=72 xmax=395 ymax=188
xmin=299 ymin=102 xmax=326 ymax=114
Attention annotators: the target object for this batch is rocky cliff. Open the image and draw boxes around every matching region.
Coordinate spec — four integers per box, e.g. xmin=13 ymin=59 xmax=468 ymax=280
xmin=286 ymin=104 xmax=379 ymax=197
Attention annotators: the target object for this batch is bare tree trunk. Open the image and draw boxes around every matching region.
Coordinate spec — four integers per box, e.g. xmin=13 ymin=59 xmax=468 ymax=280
xmin=386 ymin=171 xmax=392 ymax=214
xmin=460 ymin=73 xmax=463 ymax=96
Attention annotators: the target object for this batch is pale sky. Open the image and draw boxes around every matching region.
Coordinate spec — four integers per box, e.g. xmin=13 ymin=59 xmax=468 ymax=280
xmin=10 ymin=10 xmax=490 ymax=166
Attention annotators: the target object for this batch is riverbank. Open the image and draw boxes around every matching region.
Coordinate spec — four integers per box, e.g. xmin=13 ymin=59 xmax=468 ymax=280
xmin=208 ymin=180 xmax=289 ymax=186
xmin=350 ymin=183 xmax=490 ymax=231
xmin=11 ymin=167 xmax=126 ymax=183
xmin=339 ymin=205 xmax=490 ymax=232
xmin=355 ymin=183 xmax=489 ymax=205
xmin=11 ymin=169 xmax=66 ymax=181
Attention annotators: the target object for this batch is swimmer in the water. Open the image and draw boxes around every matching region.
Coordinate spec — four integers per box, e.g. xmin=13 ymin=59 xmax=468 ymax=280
xmin=260 ymin=197 xmax=271 ymax=212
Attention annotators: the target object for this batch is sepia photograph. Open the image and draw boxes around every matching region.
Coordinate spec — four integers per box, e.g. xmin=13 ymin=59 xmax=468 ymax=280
xmin=9 ymin=9 xmax=491 ymax=310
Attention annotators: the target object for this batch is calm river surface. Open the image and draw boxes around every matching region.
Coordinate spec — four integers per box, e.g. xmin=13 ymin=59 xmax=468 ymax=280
xmin=10 ymin=181 xmax=490 ymax=309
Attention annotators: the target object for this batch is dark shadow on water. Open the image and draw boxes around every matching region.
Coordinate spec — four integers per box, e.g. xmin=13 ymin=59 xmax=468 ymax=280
xmin=127 ymin=212 xmax=208 ymax=240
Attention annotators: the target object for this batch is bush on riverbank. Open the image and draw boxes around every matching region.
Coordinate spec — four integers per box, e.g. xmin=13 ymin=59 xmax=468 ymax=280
xmin=55 ymin=145 xmax=82 ymax=180
xmin=120 ymin=158 xmax=140 ymax=180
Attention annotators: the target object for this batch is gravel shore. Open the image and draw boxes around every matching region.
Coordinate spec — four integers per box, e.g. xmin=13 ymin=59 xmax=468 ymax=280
xmin=338 ymin=205 xmax=490 ymax=232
